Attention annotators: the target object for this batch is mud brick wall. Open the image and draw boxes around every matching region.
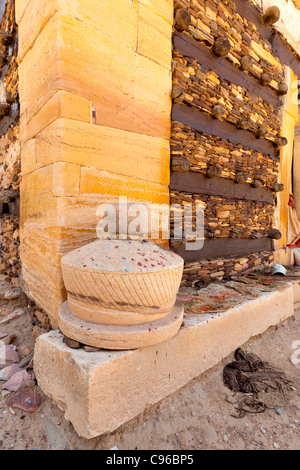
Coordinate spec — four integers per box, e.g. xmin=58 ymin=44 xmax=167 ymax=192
xmin=170 ymin=0 xmax=295 ymax=284
xmin=0 ymin=0 xmax=20 ymax=284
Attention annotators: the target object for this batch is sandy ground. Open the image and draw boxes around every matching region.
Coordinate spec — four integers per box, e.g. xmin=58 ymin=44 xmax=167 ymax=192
xmin=0 ymin=292 xmax=299 ymax=450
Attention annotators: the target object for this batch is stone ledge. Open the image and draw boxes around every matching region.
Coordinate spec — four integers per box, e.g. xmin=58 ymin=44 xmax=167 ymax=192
xmin=34 ymin=283 xmax=295 ymax=439
xmin=292 ymin=278 xmax=300 ymax=308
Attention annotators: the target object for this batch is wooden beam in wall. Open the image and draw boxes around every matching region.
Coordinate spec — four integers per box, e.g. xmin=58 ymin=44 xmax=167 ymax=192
xmin=173 ymin=238 xmax=274 ymax=262
xmin=271 ymin=32 xmax=300 ymax=79
xmin=231 ymin=0 xmax=272 ymax=40
xmin=231 ymin=0 xmax=300 ymax=78
xmin=170 ymin=172 xmax=274 ymax=204
xmin=173 ymin=31 xmax=279 ymax=109
xmin=172 ymin=103 xmax=277 ymax=158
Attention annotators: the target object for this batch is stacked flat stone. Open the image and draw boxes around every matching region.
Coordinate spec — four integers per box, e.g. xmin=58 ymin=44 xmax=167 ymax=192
xmin=59 ymin=240 xmax=184 ymax=350
xmin=170 ymin=0 xmax=287 ymax=286
xmin=172 ymin=50 xmax=281 ymax=140
xmin=171 ymin=122 xmax=279 ymax=188
xmin=0 ymin=2 xmax=20 ymax=285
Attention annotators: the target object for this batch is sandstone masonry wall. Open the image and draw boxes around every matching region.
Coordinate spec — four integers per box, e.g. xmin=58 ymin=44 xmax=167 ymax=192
xmin=17 ymin=0 xmax=173 ymax=326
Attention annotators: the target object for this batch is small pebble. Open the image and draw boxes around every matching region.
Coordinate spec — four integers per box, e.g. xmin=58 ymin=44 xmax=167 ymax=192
xmin=273 ymin=442 xmax=280 ymax=449
xmin=4 ymin=290 xmax=20 ymax=300
xmin=226 ymin=395 xmax=236 ymax=404
xmin=19 ymin=352 xmax=34 ymax=368
xmin=63 ymin=336 xmax=81 ymax=349
xmin=83 ymin=345 xmax=101 ymax=352
xmin=276 ymin=408 xmax=282 ymax=415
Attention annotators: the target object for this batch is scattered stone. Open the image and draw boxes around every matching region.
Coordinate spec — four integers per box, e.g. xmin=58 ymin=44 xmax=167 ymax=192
xmin=0 ymin=363 xmax=22 ymax=381
xmin=17 ymin=345 xmax=32 ymax=358
xmin=26 ymin=359 xmax=34 ymax=370
xmin=203 ymin=426 xmax=218 ymax=445
xmin=0 ymin=345 xmax=20 ymax=369
xmin=0 ymin=308 xmax=26 ymax=325
xmin=276 ymin=408 xmax=282 ymax=415
xmin=226 ymin=395 xmax=236 ymax=404
xmin=32 ymin=325 xmax=46 ymax=342
xmin=261 ymin=428 xmax=267 ymax=434
xmin=26 ymin=380 xmax=36 ymax=388
xmin=1 ymin=334 xmax=16 ymax=346
xmin=19 ymin=352 xmax=34 ymax=368
xmin=273 ymin=442 xmax=280 ymax=449
xmin=44 ymin=417 xmax=72 ymax=450
xmin=34 ymin=310 xmax=51 ymax=329
xmin=63 ymin=336 xmax=82 ymax=349
xmin=4 ymin=289 xmax=20 ymax=300
xmin=2 ymin=369 xmax=34 ymax=392
xmin=7 ymin=388 xmax=42 ymax=413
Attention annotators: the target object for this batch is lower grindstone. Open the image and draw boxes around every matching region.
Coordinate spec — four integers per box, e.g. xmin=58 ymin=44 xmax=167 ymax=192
xmin=58 ymin=301 xmax=184 ymax=350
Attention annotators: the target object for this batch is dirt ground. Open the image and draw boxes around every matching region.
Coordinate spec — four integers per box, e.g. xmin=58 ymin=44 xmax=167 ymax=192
xmin=0 ymin=288 xmax=299 ymax=450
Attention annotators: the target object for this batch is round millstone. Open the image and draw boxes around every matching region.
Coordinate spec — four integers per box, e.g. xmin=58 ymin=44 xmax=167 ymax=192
xmin=61 ymin=240 xmax=184 ymax=325
xmin=62 ymin=239 xmax=183 ymax=273
xmin=68 ymin=297 xmax=175 ymax=326
xmin=58 ymin=301 xmax=184 ymax=350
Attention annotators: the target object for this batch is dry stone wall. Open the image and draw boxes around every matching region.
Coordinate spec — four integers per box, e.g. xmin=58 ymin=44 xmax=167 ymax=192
xmin=0 ymin=0 xmax=20 ymax=284
xmin=170 ymin=0 xmax=298 ymax=285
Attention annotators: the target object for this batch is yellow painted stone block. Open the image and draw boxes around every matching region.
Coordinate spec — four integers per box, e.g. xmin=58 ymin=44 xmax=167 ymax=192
xmin=278 ymin=68 xmax=298 ymax=249
xmin=137 ymin=4 xmax=172 ymax=69
xmin=20 ymin=168 xmax=85 ymax=324
xmin=20 ymin=166 xmax=54 ymax=209
xmin=52 ymin=163 xmax=81 ymax=197
xmin=35 ymin=119 xmax=170 ymax=186
xmin=19 ymin=14 xmax=171 ymax=139
xmin=15 ymin=0 xmax=30 ymax=24
xmin=21 ymin=90 xmax=92 ymax=142
xmin=138 ymin=0 xmax=174 ymax=24
xmin=17 ymin=0 xmax=139 ymax=62
xmin=283 ymin=68 xmax=299 ymax=120
xmin=21 ymin=161 xmax=80 ymax=199
xmin=18 ymin=17 xmax=60 ymax=127
xmin=80 ymin=167 xmax=169 ymax=205
xmin=21 ymin=139 xmax=37 ymax=176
